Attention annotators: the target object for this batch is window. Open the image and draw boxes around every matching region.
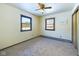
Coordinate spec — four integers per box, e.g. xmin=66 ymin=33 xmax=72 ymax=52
xmin=20 ymin=15 xmax=32 ymax=32
xmin=45 ymin=18 xmax=55 ymax=31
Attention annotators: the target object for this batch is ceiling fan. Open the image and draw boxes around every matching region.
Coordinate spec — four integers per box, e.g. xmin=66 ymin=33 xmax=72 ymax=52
xmin=36 ymin=3 xmax=52 ymax=14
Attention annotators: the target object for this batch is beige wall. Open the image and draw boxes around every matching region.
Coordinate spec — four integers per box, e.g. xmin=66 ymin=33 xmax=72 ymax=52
xmin=0 ymin=4 xmax=41 ymax=49
xmin=40 ymin=11 xmax=72 ymax=41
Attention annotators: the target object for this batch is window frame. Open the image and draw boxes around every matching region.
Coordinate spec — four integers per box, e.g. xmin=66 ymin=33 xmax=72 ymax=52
xmin=45 ymin=17 xmax=55 ymax=31
xmin=20 ymin=14 xmax=32 ymax=32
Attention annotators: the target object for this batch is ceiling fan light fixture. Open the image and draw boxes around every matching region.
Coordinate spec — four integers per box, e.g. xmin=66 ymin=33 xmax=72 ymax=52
xmin=36 ymin=3 xmax=52 ymax=14
xmin=39 ymin=9 xmax=44 ymax=14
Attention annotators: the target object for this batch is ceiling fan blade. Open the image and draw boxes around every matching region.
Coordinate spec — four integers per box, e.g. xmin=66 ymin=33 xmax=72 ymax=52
xmin=44 ymin=7 xmax=52 ymax=9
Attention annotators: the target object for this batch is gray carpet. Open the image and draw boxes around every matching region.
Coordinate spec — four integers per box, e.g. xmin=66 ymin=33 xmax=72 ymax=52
xmin=0 ymin=37 xmax=77 ymax=56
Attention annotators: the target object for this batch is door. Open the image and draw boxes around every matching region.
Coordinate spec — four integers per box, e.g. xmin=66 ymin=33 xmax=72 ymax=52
xmin=72 ymin=10 xmax=78 ymax=49
xmin=77 ymin=9 xmax=79 ymax=55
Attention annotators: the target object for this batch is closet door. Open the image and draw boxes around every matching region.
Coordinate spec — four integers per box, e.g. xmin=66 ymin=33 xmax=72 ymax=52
xmin=77 ymin=9 xmax=79 ymax=55
xmin=72 ymin=10 xmax=77 ymax=49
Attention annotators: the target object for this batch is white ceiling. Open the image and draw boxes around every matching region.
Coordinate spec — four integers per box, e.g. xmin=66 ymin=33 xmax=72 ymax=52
xmin=8 ymin=3 xmax=76 ymax=16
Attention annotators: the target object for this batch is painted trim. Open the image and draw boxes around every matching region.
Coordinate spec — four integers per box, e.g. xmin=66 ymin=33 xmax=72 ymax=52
xmin=41 ymin=35 xmax=72 ymax=43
